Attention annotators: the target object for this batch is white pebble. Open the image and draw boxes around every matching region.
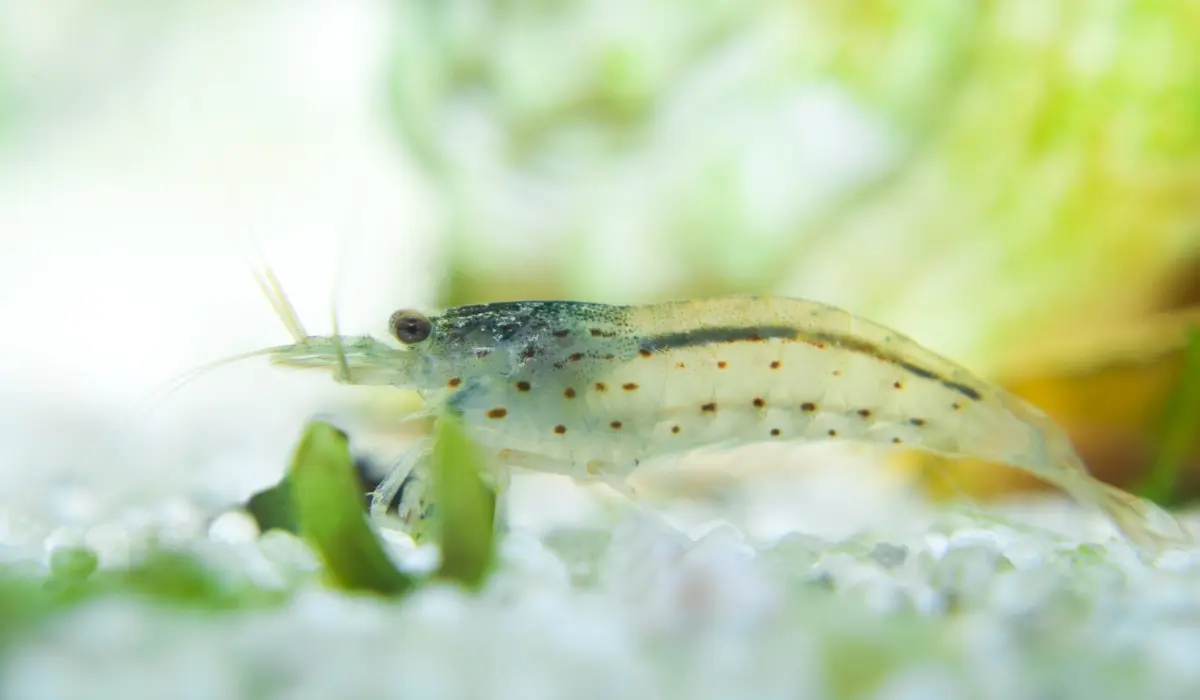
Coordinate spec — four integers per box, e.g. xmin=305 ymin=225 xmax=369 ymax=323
xmin=207 ymin=510 xmax=260 ymax=544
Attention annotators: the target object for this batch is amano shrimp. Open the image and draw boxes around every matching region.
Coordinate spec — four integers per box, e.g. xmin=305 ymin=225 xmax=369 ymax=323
xmin=261 ymin=292 xmax=1193 ymax=556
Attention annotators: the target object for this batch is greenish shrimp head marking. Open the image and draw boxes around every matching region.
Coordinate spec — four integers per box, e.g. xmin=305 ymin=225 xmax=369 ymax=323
xmin=267 ymin=301 xmax=634 ymax=391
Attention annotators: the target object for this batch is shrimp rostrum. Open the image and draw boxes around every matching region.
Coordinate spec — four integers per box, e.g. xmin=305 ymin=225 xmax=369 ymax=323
xmin=263 ymin=294 xmax=1193 ymax=557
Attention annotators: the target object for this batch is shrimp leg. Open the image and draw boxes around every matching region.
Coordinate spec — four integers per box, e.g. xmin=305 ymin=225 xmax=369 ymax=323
xmin=372 ymin=438 xmax=515 ymax=543
xmin=370 ymin=438 xmax=434 ymax=522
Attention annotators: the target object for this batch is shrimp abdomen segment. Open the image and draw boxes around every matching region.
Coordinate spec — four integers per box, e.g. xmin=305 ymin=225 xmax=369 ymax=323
xmin=609 ymin=297 xmax=1023 ymax=459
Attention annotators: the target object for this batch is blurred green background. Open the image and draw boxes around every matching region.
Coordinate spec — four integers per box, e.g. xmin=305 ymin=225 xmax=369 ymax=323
xmin=1 ymin=0 xmax=1198 ymax=506
xmin=383 ymin=0 xmax=1200 ymax=504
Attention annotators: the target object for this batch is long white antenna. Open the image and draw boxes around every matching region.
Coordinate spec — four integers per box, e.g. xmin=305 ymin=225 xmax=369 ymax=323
xmin=328 ymin=196 xmax=367 ymax=383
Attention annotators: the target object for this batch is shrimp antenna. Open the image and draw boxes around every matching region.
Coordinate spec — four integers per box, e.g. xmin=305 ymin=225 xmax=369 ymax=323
xmin=242 ymin=237 xmax=308 ymax=343
xmin=114 ymin=242 xmax=310 ymax=422
xmin=134 ymin=242 xmax=318 ymax=411
xmin=331 ymin=296 xmax=352 ymax=383
xmin=137 ymin=346 xmax=285 ymax=409
xmin=328 ymin=205 xmax=359 ymax=384
xmin=73 ymin=231 xmax=324 ymax=488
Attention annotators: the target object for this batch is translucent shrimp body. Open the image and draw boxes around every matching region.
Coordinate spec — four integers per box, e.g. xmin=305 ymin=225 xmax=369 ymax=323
xmin=268 ymin=295 xmax=1192 ymax=555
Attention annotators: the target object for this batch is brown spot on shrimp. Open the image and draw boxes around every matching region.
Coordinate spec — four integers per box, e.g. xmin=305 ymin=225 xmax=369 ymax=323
xmin=563 ymin=387 xmax=577 ymax=399
xmin=770 ymin=360 xmax=781 ymax=369
xmin=857 ymin=409 xmax=872 ymax=419
xmin=610 ymin=421 xmax=623 ymax=430
xmin=515 ymin=381 xmax=531 ymax=392
xmin=752 ymin=397 xmax=766 ymax=408
xmin=909 ymin=418 xmax=926 ymax=427
xmin=554 ymin=425 xmax=567 ymax=434
xmin=701 ymin=403 xmax=717 ymax=413
xmin=717 ymin=361 xmax=728 ymax=369
xmin=770 ymin=428 xmax=781 ymax=437
xmin=671 ymin=425 xmax=681 ymax=434
xmin=447 ymin=377 xmax=462 ymax=388
xmin=487 ymin=408 xmax=508 ymax=419
xmin=595 ymin=382 xmax=608 ymax=392
xmin=622 ymin=383 xmax=639 ymax=391
xmin=801 ymin=402 xmax=817 ymax=412
xmin=552 ymin=329 xmax=571 ymax=338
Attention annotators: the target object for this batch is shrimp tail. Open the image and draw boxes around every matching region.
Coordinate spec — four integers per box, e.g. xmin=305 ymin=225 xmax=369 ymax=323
xmin=1059 ymin=472 xmax=1194 ymax=558
xmin=1004 ymin=392 xmax=1194 ymax=558
xmin=1092 ymin=479 xmax=1193 ymax=556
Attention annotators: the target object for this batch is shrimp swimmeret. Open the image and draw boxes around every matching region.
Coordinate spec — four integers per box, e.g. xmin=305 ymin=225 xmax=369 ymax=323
xmin=252 ymin=278 xmax=1193 ymax=556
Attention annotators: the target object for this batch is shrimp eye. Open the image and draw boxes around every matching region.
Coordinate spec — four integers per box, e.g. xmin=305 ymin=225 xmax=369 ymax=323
xmin=390 ymin=310 xmax=432 ymax=344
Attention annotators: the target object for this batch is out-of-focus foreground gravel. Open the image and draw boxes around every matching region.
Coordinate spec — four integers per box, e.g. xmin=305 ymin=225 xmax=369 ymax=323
xmin=3 ymin=434 xmax=1200 ymax=700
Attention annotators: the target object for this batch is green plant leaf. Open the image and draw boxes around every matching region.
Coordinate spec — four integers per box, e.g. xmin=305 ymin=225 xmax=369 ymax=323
xmin=431 ymin=414 xmax=496 ymax=589
xmin=288 ymin=422 xmax=415 ymax=597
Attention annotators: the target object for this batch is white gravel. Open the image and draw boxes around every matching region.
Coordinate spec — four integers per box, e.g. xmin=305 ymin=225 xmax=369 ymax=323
xmin=3 ymin=439 xmax=1200 ymax=700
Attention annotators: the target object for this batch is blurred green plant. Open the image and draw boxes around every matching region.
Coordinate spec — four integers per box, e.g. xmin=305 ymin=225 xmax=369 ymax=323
xmin=1138 ymin=328 xmax=1200 ymax=505
xmin=0 ymin=545 xmax=287 ymax=654
xmin=384 ymin=0 xmax=1200 ymax=504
